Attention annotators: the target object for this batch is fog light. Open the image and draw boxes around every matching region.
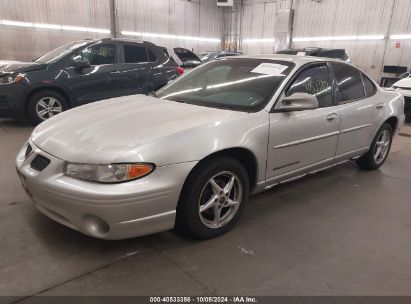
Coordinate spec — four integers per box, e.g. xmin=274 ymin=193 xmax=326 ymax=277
xmin=83 ymin=215 xmax=110 ymax=237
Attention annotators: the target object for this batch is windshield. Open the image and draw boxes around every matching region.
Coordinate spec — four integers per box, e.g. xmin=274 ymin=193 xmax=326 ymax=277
xmin=35 ymin=41 xmax=90 ymax=64
xmin=156 ymin=58 xmax=295 ymax=111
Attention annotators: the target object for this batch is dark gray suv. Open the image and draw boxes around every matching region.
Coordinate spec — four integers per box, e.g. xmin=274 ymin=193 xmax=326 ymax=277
xmin=0 ymin=38 xmax=179 ymax=124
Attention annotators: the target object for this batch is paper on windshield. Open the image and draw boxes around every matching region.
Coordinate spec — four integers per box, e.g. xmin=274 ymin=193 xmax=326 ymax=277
xmin=251 ymin=63 xmax=288 ymax=76
xmin=297 ymin=52 xmax=306 ymax=56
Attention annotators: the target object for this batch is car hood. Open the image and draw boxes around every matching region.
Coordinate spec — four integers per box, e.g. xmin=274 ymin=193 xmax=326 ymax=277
xmin=0 ymin=61 xmax=46 ymax=73
xmin=32 ymin=95 xmax=247 ymax=164
xmin=0 ymin=60 xmax=20 ymax=69
xmin=393 ymin=77 xmax=411 ymax=88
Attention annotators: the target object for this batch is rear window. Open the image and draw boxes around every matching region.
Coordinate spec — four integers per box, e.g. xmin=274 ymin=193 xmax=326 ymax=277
xmin=123 ymin=45 xmax=148 ymax=63
xmin=362 ymin=73 xmax=377 ymax=97
xmin=173 ymin=48 xmax=201 ymax=62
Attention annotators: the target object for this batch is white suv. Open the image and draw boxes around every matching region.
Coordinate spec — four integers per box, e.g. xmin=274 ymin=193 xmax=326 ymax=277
xmin=392 ymin=75 xmax=411 ymax=120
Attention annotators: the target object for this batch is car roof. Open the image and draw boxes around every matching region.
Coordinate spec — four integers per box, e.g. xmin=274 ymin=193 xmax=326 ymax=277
xmin=100 ymin=38 xmax=146 ymax=44
xmin=279 ymin=47 xmax=346 ymax=52
xmin=233 ymin=54 xmax=348 ymax=66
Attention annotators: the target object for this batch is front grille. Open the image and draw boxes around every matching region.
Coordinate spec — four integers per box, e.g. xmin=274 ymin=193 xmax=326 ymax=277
xmin=30 ymin=154 xmax=51 ymax=172
xmin=25 ymin=144 xmax=32 ymax=159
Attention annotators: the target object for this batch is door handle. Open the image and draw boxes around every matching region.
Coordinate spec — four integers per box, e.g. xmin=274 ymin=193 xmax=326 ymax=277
xmin=110 ymin=70 xmax=120 ymax=75
xmin=326 ymin=113 xmax=338 ymax=123
xmin=376 ymin=103 xmax=384 ymax=109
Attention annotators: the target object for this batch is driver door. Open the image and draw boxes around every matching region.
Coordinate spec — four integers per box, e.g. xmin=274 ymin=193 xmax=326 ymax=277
xmin=65 ymin=43 xmax=122 ymax=105
xmin=266 ymin=63 xmax=341 ymax=183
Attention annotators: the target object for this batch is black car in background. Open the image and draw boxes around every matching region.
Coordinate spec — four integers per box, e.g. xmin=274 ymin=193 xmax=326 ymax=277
xmin=0 ymin=38 xmax=179 ymax=124
xmin=277 ymin=47 xmax=350 ymax=62
xmin=199 ymin=51 xmax=243 ymax=63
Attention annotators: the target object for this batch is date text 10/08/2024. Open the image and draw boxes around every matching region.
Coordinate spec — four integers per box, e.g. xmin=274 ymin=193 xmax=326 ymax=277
xmin=149 ymin=296 xmax=258 ymax=303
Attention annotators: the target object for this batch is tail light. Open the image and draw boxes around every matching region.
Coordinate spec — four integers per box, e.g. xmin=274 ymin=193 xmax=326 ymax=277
xmin=177 ymin=67 xmax=184 ymax=76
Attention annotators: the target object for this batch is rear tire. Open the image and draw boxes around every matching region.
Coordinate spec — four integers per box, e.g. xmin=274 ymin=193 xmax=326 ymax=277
xmin=176 ymin=157 xmax=249 ymax=239
xmin=356 ymin=123 xmax=393 ymax=170
xmin=27 ymin=90 xmax=67 ymax=125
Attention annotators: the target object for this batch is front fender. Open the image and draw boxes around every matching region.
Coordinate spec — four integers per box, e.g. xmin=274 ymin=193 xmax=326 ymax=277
xmin=114 ymin=111 xmax=270 ymax=183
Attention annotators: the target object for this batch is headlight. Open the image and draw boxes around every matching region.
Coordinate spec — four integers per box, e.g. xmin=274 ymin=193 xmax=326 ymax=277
xmin=63 ymin=162 xmax=155 ymax=183
xmin=0 ymin=73 xmax=26 ymax=85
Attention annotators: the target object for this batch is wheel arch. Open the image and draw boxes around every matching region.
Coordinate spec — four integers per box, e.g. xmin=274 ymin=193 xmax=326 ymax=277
xmin=182 ymin=147 xmax=259 ymax=194
xmin=25 ymin=85 xmax=72 ymax=116
xmin=385 ymin=116 xmax=398 ymax=133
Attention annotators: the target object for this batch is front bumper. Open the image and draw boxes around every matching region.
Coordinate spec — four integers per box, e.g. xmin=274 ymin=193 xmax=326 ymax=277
xmin=16 ymin=141 xmax=197 ymax=239
xmin=0 ymin=83 xmax=26 ymax=119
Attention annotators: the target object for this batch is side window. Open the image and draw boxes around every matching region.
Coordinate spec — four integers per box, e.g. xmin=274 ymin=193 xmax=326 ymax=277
xmin=72 ymin=44 xmax=116 ymax=65
xmin=286 ymin=64 xmax=334 ymax=108
xmin=362 ymin=73 xmax=377 ymax=97
xmin=148 ymin=49 xmax=157 ymax=62
xmin=331 ymin=63 xmax=365 ymax=102
xmin=123 ymin=45 xmax=148 ymax=63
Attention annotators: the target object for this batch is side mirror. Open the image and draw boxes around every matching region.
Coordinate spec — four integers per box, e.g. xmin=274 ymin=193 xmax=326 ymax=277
xmin=73 ymin=59 xmax=91 ymax=70
xmin=277 ymin=93 xmax=319 ymax=112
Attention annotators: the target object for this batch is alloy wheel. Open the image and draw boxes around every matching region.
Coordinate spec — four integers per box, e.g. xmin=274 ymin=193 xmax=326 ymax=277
xmin=198 ymin=171 xmax=243 ymax=229
xmin=36 ymin=97 xmax=63 ymax=120
xmin=374 ymin=129 xmax=391 ymax=164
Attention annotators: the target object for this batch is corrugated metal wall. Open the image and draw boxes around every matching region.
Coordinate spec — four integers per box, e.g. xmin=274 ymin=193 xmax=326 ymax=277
xmin=223 ymin=0 xmax=411 ymax=81
xmin=292 ymin=0 xmax=411 ymax=81
xmin=223 ymin=0 xmax=291 ymax=54
xmin=116 ymin=0 xmax=223 ymax=51
xmin=0 ymin=0 xmax=111 ymax=61
xmin=240 ymin=0 xmax=290 ymax=54
xmin=0 ymin=0 xmax=223 ymax=61
xmin=2 ymin=0 xmax=410 ymax=81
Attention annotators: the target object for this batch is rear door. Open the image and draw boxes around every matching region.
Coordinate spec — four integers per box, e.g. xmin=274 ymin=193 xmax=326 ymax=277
xmin=116 ymin=43 xmax=154 ymax=95
xmin=329 ymin=62 xmax=383 ymax=160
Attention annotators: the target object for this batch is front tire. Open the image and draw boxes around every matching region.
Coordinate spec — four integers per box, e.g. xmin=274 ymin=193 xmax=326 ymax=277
xmin=176 ymin=157 xmax=250 ymax=239
xmin=27 ymin=90 xmax=67 ymax=125
xmin=356 ymin=123 xmax=393 ymax=170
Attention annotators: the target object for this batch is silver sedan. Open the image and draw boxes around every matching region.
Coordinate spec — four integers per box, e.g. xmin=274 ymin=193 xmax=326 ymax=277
xmin=16 ymin=55 xmax=405 ymax=239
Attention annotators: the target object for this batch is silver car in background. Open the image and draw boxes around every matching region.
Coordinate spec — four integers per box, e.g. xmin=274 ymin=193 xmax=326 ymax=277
xmin=16 ymin=55 xmax=405 ymax=240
